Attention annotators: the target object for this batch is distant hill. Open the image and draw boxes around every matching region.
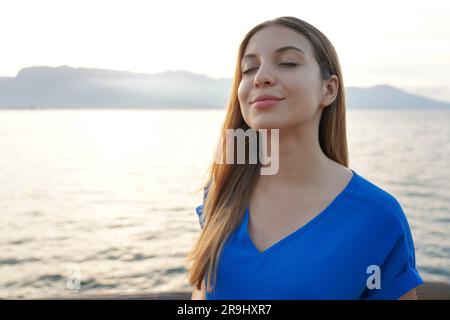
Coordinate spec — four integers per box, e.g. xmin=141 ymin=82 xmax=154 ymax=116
xmin=0 ymin=66 xmax=449 ymax=110
xmin=345 ymin=84 xmax=450 ymax=109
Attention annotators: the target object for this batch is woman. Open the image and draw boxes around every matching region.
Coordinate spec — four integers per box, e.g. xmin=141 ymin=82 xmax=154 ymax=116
xmin=186 ymin=16 xmax=423 ymax=300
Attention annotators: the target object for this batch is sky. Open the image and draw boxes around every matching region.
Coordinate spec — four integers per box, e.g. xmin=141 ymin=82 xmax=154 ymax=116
xmin=1 ymin=0 xmax=449 ymax=102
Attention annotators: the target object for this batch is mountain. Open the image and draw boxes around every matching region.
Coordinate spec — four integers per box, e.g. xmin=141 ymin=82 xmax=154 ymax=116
xmin=0 ymin=66 xmax=449 ymax=110
xmin=346 ymin=84 xmax=450 ymax=109
xmin=0 ymin=66 xmax=230 ymax=109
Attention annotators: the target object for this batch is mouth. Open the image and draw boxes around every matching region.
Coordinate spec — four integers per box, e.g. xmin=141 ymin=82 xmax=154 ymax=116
xmin=251 ymin=98 xmax=284 ymax=109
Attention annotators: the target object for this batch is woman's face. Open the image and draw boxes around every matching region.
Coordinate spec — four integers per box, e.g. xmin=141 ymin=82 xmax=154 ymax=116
xmin=238 ymin=25 xmax=331 ymax=130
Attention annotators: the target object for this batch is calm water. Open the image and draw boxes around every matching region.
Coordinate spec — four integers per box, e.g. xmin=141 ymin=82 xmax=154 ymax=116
xmin=0 ymin=109 xmax=449 ymax=298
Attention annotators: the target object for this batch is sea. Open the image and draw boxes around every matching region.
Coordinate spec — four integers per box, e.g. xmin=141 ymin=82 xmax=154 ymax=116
xmin=0 ymin=108 xmax=449 ymax=298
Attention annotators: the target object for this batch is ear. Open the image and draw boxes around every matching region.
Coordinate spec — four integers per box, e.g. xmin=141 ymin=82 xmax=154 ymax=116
xmin=321 ymin=74 xmax=339 ymax=107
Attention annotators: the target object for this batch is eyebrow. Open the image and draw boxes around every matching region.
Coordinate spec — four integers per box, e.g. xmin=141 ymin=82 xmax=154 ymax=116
xmin=242 ymin=46 xmax=305 ymax=61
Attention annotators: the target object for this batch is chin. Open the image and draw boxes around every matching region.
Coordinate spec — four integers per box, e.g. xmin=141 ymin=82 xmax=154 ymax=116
xmin=248 ymin=120 xmax=284 ymax=131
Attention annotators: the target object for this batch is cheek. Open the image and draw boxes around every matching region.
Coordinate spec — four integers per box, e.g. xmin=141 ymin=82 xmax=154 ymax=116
xmin=237 ymin=81 xmax=249 ymax=105
xmin=280 ymin=79 xmax=321 ymax=125
xmin=237 ymin=81 xmax=251 ymax=116
xmin=285 ymin=76 xmax=319 ymax=109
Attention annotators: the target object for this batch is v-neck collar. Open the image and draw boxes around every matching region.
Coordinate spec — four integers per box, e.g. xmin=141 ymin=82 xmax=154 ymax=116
xmin=244 ymin=169 xmax=359 ymax=257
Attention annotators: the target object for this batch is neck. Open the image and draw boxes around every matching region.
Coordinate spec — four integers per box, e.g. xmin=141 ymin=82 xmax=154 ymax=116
xmin=258 ymin=121 xmax=334 ymax=188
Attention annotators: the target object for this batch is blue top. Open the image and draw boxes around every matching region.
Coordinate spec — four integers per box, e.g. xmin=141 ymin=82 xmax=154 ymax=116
xmin=195 ymin=169 xmax=423 ymax=300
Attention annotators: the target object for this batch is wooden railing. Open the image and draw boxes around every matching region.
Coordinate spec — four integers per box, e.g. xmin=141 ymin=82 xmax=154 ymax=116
xmin=33 ymin=282 xmax=450 ymax=300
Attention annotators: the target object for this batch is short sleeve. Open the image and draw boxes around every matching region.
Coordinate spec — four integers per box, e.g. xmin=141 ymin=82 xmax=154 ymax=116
xmin=361 ymin=200 xmax=423 ymax=300
xmin=195 ymin=181 xmax=211 ymax=230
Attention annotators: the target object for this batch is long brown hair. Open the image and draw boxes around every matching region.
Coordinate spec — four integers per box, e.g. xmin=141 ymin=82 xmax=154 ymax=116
xmin=186 ymin=16 xmax=349 ymax=293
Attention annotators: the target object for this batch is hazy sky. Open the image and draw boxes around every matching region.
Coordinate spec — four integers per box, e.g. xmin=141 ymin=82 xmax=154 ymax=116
xmin=1 ymin=0 xmax=449 ymax=101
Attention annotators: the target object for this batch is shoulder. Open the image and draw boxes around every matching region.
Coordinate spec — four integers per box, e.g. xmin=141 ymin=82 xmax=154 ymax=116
xmin=344 ymin=171 xmax=410 ymax=233
xmin=341 ymin=171 xmax=419 ymax=269
xmin=195 ymin=180 xmax=213 ymax=229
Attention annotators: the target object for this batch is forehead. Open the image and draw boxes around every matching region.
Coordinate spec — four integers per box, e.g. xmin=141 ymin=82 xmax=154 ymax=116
xmin=243 ymin=25 xmax=312 ymax=59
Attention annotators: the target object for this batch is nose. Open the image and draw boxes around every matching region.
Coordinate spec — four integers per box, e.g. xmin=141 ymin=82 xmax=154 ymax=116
xmin=253 ymin=67 xmax=275 ymax=87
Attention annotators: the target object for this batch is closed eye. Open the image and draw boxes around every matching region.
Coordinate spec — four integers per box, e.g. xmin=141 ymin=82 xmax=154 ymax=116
xmin=242 ymin=63 xmax=298 ymax=75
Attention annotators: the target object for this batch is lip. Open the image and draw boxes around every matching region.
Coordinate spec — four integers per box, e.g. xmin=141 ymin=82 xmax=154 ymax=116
xmin=251 ymin=99 xmax=283 ymax=109
xmin=251 ymin=94 xmax=284 ymax=104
